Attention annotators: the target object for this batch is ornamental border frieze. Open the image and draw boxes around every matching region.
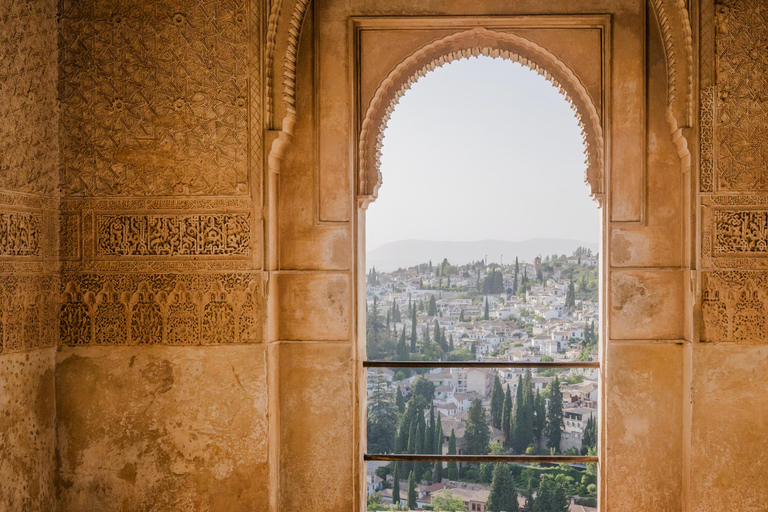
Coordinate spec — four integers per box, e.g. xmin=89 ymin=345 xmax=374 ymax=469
xmin=59 ymin=273 xmax=263 ymax=346
xmin=94 ymin=213 xmax=252 ymax=258
xmin=701 ymin=271 xmax=768 ymax=343
xmin=60 ymin=197 xmax=254 ymax=212
xmin=0 ymin=274 xmax=59 ymax=354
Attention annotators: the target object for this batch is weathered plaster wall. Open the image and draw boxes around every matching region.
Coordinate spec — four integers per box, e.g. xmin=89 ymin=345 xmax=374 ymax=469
xmin=0 ymin=349 xmax=57 ymax=511
xmin=0 ymin=0 xmax=59 ymax=509
xmin=56 ymin=346 xmax=268 ymax=512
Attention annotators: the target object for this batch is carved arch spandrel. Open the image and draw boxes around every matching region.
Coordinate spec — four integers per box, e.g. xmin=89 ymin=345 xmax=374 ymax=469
xmin=356 ymin=28 xmax=605 ymax=209
xmin=649 ymin=0 xmax=694 ymax=168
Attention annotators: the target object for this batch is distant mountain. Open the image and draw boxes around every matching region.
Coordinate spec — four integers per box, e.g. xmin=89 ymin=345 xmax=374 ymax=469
xmin=366 ymin=238 xmax=599 ymax=271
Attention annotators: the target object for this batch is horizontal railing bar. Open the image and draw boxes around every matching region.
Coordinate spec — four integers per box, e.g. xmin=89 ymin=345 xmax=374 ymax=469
xmin=364 ymin=454 xmax=598 ymax=463
xmin=363 ymin=361 xmax=599 ymax=369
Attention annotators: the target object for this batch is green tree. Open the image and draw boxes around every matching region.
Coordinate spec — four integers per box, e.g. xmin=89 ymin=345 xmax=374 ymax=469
xmin=459 ymin=309 xmax=465 ymax=322
xmin=411 ymin=376 xmax=436 ymax=404
xmin=433 ymin=460 xmax=442 ymax=484
xmin=524 ymin=480 xmax=535 ymax=511
xmin=366 ymin=370 xmax=398 ymax=454
xmin=501 ymin=384 xmax=513 ymax=447
xmin=533 ymin=390 xmax=546 ymax=446
xmin=512 ymin=373 xmax=534 ymax=454
xmin=533 ymin=477 xmax=568 ymax=512
xmin=367 ymin=491 xmax=387 ymax=511
xmin=446 ymin=429 xmax=458 ymax=480
xmin=396 ymin=386 xmax=406 ymax=413
xmin=449 ymin=334 xmax=455 ymax=351
xmin=582 ymin=415 xmax=597 ymax=454
xmin=427 ymin=406 xmax=435 ymax=454
xmin=434 ymin=413 xmax=443 ymax=454
xmin=410 ymin=309 xmax=418 ymax=352
xmin=487 ymin=464 xmax=518 ymax=512
xmin=428 ymin=295 xmax=438 ymax=316
xmin=392 ymin=467 xmax=401 ymax=506
xmin=465 ymin=398 xmax=490 ymax=455
xmin=484 ymin=297 xmax=490 ymax=320
xmin=396 ymin=327 xmax=409 ymax=361
xmin=545 ymin=376 xmax=564 ymax=453
xmin=407 ymin=471 xmax=417 ymax=510
xmin=490 ymin=374 xmax=505 ymax=429
xmin=513 ymin=257 xmax=519 ymax=294
xmin=431 ymin=491 xmax=468 ymax=511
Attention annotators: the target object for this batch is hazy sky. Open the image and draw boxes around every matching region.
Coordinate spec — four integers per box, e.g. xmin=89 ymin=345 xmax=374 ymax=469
xmin=366 ymin=56 xmax=600 ymax=251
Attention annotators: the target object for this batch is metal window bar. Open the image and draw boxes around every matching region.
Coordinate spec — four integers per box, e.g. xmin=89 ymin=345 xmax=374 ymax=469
xmin=364 ymin=454 xmax=598 ymax=464
xmin=363 ymin=361 xmax=599 ymax=369
xmin=364 ymin=361 xmax=600 ymax=464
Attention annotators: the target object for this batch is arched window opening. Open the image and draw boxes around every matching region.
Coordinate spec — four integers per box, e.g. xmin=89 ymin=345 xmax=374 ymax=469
xmin=362 ymin=55 xmax=602 ymax=512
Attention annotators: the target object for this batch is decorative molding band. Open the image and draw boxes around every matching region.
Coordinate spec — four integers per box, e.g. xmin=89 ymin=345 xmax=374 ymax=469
xmin=95 ymin=213 xmax=252 ymax=258
xmin=700 ymin=86 xmax=715 ymax=193
xmin=0 ymin=211 xmax=42 ymax=257
xmin=357 ymin=27 xmax=605 ymax=208
xmin=282 ymin=0 xmax=311 ymax=117
xmin=59 ymin=273 xmax=262 ymax=346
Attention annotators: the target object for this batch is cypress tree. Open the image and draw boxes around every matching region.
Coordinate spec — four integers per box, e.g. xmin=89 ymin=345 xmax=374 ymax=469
xmin=433 ymin=461 xmax=442 ymax=484
xmin=406 ymin=421 xmax=416 ymax=476
xmin=459 ymin=309 xmax=465 ymax=322
xmin=502 ymin=384 xmax=513 ymax=447
xmin=533 ymin=389 xmax=546 ymax=446
xmin=428 ymin=295 xmax=437 ymax=316
xmin=449 ymin=334 xmax=454 ymax=351
xmin=434 ymin=413 xmax=443 ymax=454
xmin=545 ymin=376 xmax=564 ymax=453
xmin=471 ymin=342 xmax=476 ymax=356
xmin=407 ymin=471 xmax=417 ymax=510
xmin=396 ymin=328 xmax=409 ymax=361
xmin=484 ymin=297 xmax=490 ymax=320
xmin=410 ymin=309 xmax=417 ymax=352
xmin=446 ymin=429 xmax=458 ymax=480
xmin=512 ymin=375 xmax=526 ymax=453
xmin=392 ymin=467 xmax=401 ymax=506
xmin=427 ymin=406 xmax=435 ymax=454
xmin=490 ymin=375 xmax=504 ymax=429
xmin=465 ymin=398 xmax=490 ymax=455
xmin=396 ymin=387 xmax=405 ymax=413
xmin=521 ymin=370 xmax=535 ymax=449
xmin=414 ymin=416 xmax=425 ymax=480
xmin=513 ymin=256 xmax=519 ymax=294
xmin=487 ymin=464 xmax=518 ymax=512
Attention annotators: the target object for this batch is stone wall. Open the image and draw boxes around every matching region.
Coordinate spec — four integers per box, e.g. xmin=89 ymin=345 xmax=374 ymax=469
xmin=693 ymin=0 xmax=768 ymax=509
xmin=0 ymin=0 xmax=59 ymax=509
xmin=54 ymin=0 xmax=268 ymax=509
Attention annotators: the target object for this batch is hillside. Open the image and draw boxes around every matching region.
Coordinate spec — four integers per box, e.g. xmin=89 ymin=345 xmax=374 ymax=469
xmin=366 ymin=238 xmax=599 ymax=271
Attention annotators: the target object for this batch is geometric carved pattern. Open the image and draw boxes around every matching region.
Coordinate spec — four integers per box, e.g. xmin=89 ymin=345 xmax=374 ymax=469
xmin=59 ymin=0 xmax=251 ymax=197
xmin=0 ymin=212 xmax=42 ymax=257
xmin=715 ymin=210 xmax=768 ymax=254
xmin=715 ymin=0 xmax=768 ymax=191
xmin=700 ymin=86 xmax=715 ymax=193
xmin=59 ymin=273 xmax=262 ymax=346
xmin=96 ymin=213 xmax=251 ymax=257
xmin=0 ymin=0 xmax=58 ymax=195
xmin=0 ymin=275 xmax=59 ymax=354
xmin=701 ymin=271 xmax=768 ymax=343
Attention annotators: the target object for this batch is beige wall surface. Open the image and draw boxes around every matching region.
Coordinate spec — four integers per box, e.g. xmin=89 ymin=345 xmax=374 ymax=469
xmin=3 ymin=0 xmax=768 ymax=510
